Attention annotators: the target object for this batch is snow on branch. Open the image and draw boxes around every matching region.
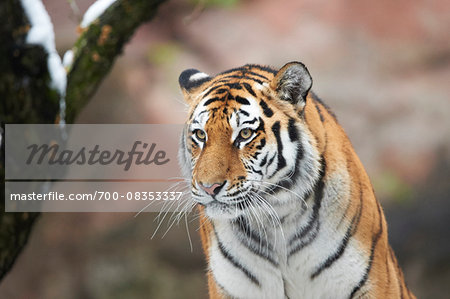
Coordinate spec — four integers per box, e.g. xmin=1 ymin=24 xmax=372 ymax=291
xmin=65 ymin=0 xmax=167 ymax=123
xmin=81 ymin=0 xmax=118 ymax=28
xmin=20 ymin=0 xmax=67 ymax=125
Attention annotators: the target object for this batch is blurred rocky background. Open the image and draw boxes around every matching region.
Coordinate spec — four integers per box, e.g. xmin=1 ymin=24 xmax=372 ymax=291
xmin=1 ymin=0 xmax=449 ymax=298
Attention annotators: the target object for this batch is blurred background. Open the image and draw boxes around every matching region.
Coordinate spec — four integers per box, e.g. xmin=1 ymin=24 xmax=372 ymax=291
xmin=1 ymin=0 xmax=449 ymax=298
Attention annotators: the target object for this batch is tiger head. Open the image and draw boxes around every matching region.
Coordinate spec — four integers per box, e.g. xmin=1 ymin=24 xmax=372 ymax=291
xmin=178 ymin=62 xmax=322 ymax=219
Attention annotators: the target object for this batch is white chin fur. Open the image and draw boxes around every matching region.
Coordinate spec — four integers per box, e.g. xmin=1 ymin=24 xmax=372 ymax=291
xmin=204 ymin=203 xmax=244 ymax=220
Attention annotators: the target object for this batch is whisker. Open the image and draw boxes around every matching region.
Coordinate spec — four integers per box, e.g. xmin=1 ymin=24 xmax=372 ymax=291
xmin=161 ymin=195 xmax=195 ymax=239
xmin=252 ymin=192 xmax=286 ymax=250
xmin=248 ymin=179 xmax=308 ymax=208
xmin=154 ymin=183 xmax=190 ymax=222
xmin=247 ymin=193 xmax=274 ymax=254
xmin=185 ymin=213 xmax=193 ymax=252
xmin=247 ymin=196 xmax=268 ymax=254
xmin=135 ymin=180 xmax=189 ymax=217
xmin=151 ymin=189 xmax=190 ymax=239
xmin=196 ymin=211 xmax=210 ymax=232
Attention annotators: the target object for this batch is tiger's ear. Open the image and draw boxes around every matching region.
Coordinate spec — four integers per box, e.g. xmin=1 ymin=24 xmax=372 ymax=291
xmin=179 ymin=69 xmax=212 ymax=103
xmin=270 ymin=62 xmax=312 ymax=107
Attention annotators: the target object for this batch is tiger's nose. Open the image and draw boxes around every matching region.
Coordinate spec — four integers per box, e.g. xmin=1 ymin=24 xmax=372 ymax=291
xmin=199 ymin=181 xmax=226 ymax=196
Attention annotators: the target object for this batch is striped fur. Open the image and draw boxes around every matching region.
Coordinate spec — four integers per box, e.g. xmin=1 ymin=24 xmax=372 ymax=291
xmin=178 ymin=62 xmax=415 ymax=299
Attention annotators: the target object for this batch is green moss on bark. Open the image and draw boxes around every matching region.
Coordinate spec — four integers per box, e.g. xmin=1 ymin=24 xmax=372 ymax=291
xmin=1 ymin=0 xmax=167 ymax=281
xmin=66 ymin=0 xmax=167 ymax=123
xmin=0 ymin=0 xmax=58 ymax=281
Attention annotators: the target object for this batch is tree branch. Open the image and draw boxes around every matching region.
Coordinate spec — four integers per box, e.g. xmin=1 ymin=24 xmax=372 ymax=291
xmin=65 ymin=0 xmax=167 ymax=123
xmin=0 ymin=0 xmax=58 ymax=281
xmin=0 ymin=0 xmax=167 ymax=281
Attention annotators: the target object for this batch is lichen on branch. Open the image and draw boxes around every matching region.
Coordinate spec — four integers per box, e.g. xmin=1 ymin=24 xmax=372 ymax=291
xmin=65 ymin=0 xmax=167 ymax=123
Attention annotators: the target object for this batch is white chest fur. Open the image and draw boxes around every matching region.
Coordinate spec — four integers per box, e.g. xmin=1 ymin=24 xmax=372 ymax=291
xmin=208 ymin=175 xmax=368 ymax=299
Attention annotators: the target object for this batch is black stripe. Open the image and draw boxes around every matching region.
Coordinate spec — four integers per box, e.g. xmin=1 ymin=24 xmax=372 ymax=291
xmin=259 ymin=153 xmax=268 ymax=167
xmin=242 ymin=82 xmax=256 ymax=97
xmin=218 ymin=66 xmax=269 ymax=80
xmin=204 ymin=97 xmax=223 ymax=106
xmin=310 ymin=185 xmax=363 ymax=279
xmin=256 ymin=137 xmax=266 ymax=150
xmin=272 ymin=121 xmax=287 ymax=172
xmin=314 ymin=102 xmax=325 ymax=123
xmin=227 ymin=189 xmax=244 ymax=198
xmin=216 ymin=235 xmax=262 ymax=288
xmin=311 ymin=225 xmax=352 ymax=279
xmin=267 ymin=154 xmax=276 ymax=168
xmin=203 ymin=85 xmax=224 ymax=97
xmin=350 ymin=185 xmax=364 ymax=235
xmin=211 ymin=107 xmax=220 ymax=118
xmin=215 ymin=88 xmax=229 ymax=95
xmin=256 ymin=117 xmax=265 ymax=133
xmin=218 ymin=74 xmax=244 ymax=80
xmin=336 ymin=158 xmax=355 ymax=230
xmin=277 ymin=120 xmax=303 ymax=191
xmin=235 ymin=95 xmax=250 ymax=105
xmin=225 ymin=82 xmax=242 ymax=89
xmin=219 ymin=64 xmax=275 ymax=78
xmin=250 ymin=150 xmax=261 ymax=160
xmin=190 ymin=137 xmax=199 ymax=148
xmin=246 ymin=71 xmax=269 ymax=80
xmin=242 ymin=117 xmax=258 ymax=125
xmin=239 ymin=110 xmax=250 ymax=117
xmin=288 ymin=159 xmax=326 ymax=257
xmin=249 ymin=165 xmax=263 ymax=176
xmin=247 ymin=64 xmax=277 ymax=75
xmin=270 ymin=138 xmax=304 ymax=193
xmin=233 ymin=217 xmax=278 ymax=266
xmin=259 ymin=100 xmax=274 ymax=117
xmin=349 ymin=201 xmax=383 ymax=298
xmin=287 ymin=118 xmax=299 ymax=142
xmin=211 ymin=276 xmax=233 ymax=299
xmin=218 ymin=67 xmax=248 ymax=76
xmin=188 ymin=109 xmax=195 ymax=121
xmin=247 ymin=77 xmax=264 ymax=85
xmin=196 ymin=110 xmax=209 ymax=118
xmin=311 ymin=92 xmax=337 ymax=121
xmin=289 ymin=219 xmax=320 ymax=257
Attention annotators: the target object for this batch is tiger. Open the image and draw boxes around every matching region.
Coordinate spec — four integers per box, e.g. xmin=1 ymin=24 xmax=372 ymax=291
xmin=177 ymin=62 xmax=415 ymax=299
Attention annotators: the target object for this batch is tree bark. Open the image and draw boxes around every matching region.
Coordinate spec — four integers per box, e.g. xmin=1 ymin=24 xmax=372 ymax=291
xmin=0 ymin=0 xmax=58 ymax=281
xmin=0 ymin=0 xmax=167 ymax=281
xmin=66 ymin=0 xmax=166 ymax=123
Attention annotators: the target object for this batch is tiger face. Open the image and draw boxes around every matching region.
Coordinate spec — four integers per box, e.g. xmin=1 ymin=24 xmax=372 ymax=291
xmin=178 ymin=63 xmax=322 ymax=219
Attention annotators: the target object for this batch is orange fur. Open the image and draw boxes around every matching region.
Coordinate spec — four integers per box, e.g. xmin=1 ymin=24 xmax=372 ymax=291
xmin=180 ymin=64 xmax=415 ymax=298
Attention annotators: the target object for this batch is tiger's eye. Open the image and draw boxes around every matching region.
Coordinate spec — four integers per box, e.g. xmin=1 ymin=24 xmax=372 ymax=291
xmin=195 ymin=129 xmax=206 ymax=141
xmin=239 ymin=128 xmax=252 ymax=139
